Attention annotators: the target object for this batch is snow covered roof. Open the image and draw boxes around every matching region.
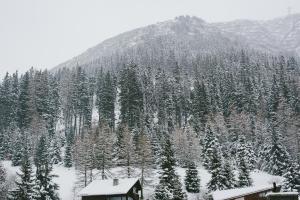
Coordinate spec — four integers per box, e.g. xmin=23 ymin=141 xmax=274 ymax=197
xmin=266 ymin=192 xmax=299 ymax=197
xmin=211 ymin=185 xmax=274 ymax=200
xmin=78 ymin=178 xmax=140 ymax=196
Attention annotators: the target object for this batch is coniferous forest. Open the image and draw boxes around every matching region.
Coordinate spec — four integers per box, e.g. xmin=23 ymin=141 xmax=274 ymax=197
xmin=0 ymin=49 xmax=299 ymax=199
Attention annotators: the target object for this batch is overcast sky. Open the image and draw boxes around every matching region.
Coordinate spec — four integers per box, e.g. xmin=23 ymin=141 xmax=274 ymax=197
xmin=0 ymin=0 xmax=299 ymax=75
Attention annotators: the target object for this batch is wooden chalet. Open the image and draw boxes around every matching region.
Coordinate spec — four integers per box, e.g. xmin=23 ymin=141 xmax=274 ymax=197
xmin=79 ymin=178 xmax=142 ymax=200
xmin=210 ymin=184 xmax=281 ymax=200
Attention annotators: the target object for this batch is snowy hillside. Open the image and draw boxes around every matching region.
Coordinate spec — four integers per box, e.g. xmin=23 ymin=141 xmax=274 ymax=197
xmin=52 ymin=16 xmax=248 ymax=71
xmin=2 ymin=161 xmax=283 ymax=200
xmin=53 ymin=14 xmax=300 ymax=72
xmin=215 ymin=13 xmax=300 ymax=56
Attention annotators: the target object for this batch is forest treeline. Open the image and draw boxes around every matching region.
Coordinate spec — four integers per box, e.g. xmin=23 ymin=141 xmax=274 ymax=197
xmin=0 ymin=49 xmax=299 ymax=199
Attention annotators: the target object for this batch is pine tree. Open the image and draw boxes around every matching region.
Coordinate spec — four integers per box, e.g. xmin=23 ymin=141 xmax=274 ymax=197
xmin=64 ymin=137 xmax=73 ymax=168
xmin=191 ymin=81 xmax=209 ymax=132
xmin=9 ymin=144 xmax=36 ymax=200
xmin=237 ymin=156 xmax=252 ymax=188
xmin=18 ymin=71 xmax=32 ymax=131
xmin=96 ymin=70 xmax=116 ymax=128
xmin=34 ymin=135 xmax=60 ymax=200
xmin=0 ymin=163 xmax=8 ymax=199
xmin=184 ymin=161 xmax=200 ymax=193
xmin=0 ymin=73 xmax=13 ymax=131
xmin=155 ymin=68 xmax=175 ymax=132
xmin=47 ymin=74 xmax=60 ymax=137
xmin=223 ymin=160 xmax=236 ymax=189
xmin=154 ymin=184 xmax=172 ymax=200
xmin=119 ymin=64 xmax=143 ymax=128
xmin=207 ymin=147 xmax=227 ymax=192
xmin=262 ymin=125 xmax=291 ymax=176
xmin=11 ymin=132 xmax=23 ymax=166
xmin=51 ymin=138 xmax=62 ymax=164
xmin=202 ymin=126 xmax=218 ymax=171
xmin=282 ymin=162 xmax=300 ymax=192
xmin=236 ymin=136 xmax=255 ymax=171
xmin=154 ymin=135 xmax=186 ymax=200
xmin=172 ymin=63 xmax=186 ymax=128
xmin=245 ymin=142 xmax=256 ymax=170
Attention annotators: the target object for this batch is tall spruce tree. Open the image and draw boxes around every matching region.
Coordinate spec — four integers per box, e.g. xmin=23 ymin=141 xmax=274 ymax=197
xmin=18 ymin=72 xmax=32 ymax=131
xmin=191 ymin=81 xmax=209 ymax=132
xmin=9 ymin=144 xmax=36 ymax=200
xmin=0 ymin=163 xmax=8 ymax=199
xmin=262 ymin=125 xmax=291 ymax=176
xmin=119 ymin=64 xmax=143 ymax=128
xmin=11 ymin=131 xmax=23 ymax=166
xmin=34 ymin=135 xmax=59 ymax=200
xmin=237 ymin=156 xmax=252 ymax=188
xmin=223 ymin=160 xmax=236 ymax=189
xmin=64 ymin=141 xmax=73 ymax=168
xmin=202 ymin=126 xmax=218 ymax=171
xmin=154 ymin=135 xmax=186 ymax=200
xmin=96 ymin=70 xmax=116 ymax=128
xmin=184 ymin=161 xmax=200 ymax=193
xmin=282 ymin=162 xmax=300 ymax=192
xmin=207 ymin=147 xmax=227 ymax=192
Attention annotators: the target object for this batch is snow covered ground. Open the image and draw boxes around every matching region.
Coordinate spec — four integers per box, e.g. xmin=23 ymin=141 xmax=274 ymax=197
xmin=2 ymin=161 xmax=76 ymax=200
xmin=2 ymin=160 xmax=283 ymax=200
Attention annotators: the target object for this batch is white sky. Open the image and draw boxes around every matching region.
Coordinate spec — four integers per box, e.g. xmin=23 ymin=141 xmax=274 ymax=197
xmin=0 ymin=0 xmax=299 ymax=75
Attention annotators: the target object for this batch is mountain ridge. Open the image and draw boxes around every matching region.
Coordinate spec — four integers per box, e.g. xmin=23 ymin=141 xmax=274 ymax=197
xmin=53 ymin=14 xmax=300 ymax=71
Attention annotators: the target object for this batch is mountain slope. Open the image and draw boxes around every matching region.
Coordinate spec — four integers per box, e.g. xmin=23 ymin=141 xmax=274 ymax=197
xmin=53 ymin=14 xmax=300 ymax=71
xmin=53 ymin=16 xmax=248 ymax=71
xmin=215 ymin=13 xmax=300 ymax=56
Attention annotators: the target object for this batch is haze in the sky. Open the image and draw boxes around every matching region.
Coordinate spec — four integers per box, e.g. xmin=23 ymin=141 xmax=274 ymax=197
xmin=0 ymin=0 xmax=299 ymax=75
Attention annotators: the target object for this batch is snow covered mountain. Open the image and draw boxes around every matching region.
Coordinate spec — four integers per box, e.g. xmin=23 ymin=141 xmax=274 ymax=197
xmin=215 ymin=13 xmax=300 ymax=56
xmin=53 ymin=14 xmax=300 ymax=71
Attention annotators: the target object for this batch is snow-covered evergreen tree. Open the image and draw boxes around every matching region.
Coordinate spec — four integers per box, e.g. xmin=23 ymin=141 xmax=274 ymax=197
xmin=119 ymin=64 xmax=143 ymax=128
xmin=50 ymin=137 xmax=61 ymax=164
xmin=96 ymin=70 xmax=116 ymax=128
xmin=154 ymin=135 xmax=186 ymax=200
xmin=11 ymin=132 xmax=23 ymax=166
xmin=191 ymin=81 xmax=209 ymax=132
xmin=64 ymin=140 xmax=73 ymax=168
xmin=236 ymin=136 xmax=252 ymax=187
xmin=207 ymin=147 xmax=227 ymax=192
xmin=34 ymin=135 xmax=59 ymax=200
xmin=202 ymin=126 xmax=218 ymax=171
xmin=0 ymin=163 xmax=8 ymax=199
xmin=223 ymin=160 xmax=236 ymax=189
xmin=237 ymin=155 xmax=252 ymax=188
xmin=8 ymin=144 xmax=36 ymax=200
xmin=262 ymin=125 xmax=291 ymax=176
xmin=236 ymin=136 xmax=255 ymax=171
xmin=184 ymin=161 xmax=200 ymax=193
xmin=282 ymin=162 xmax=300 ymax=192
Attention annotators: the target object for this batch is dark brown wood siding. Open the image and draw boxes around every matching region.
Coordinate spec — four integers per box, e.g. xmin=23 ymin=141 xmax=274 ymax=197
xmin=82 ymin=195 xmax=127 ymax=200
xmin=244 ymin=193 xmax=267 ymax=200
